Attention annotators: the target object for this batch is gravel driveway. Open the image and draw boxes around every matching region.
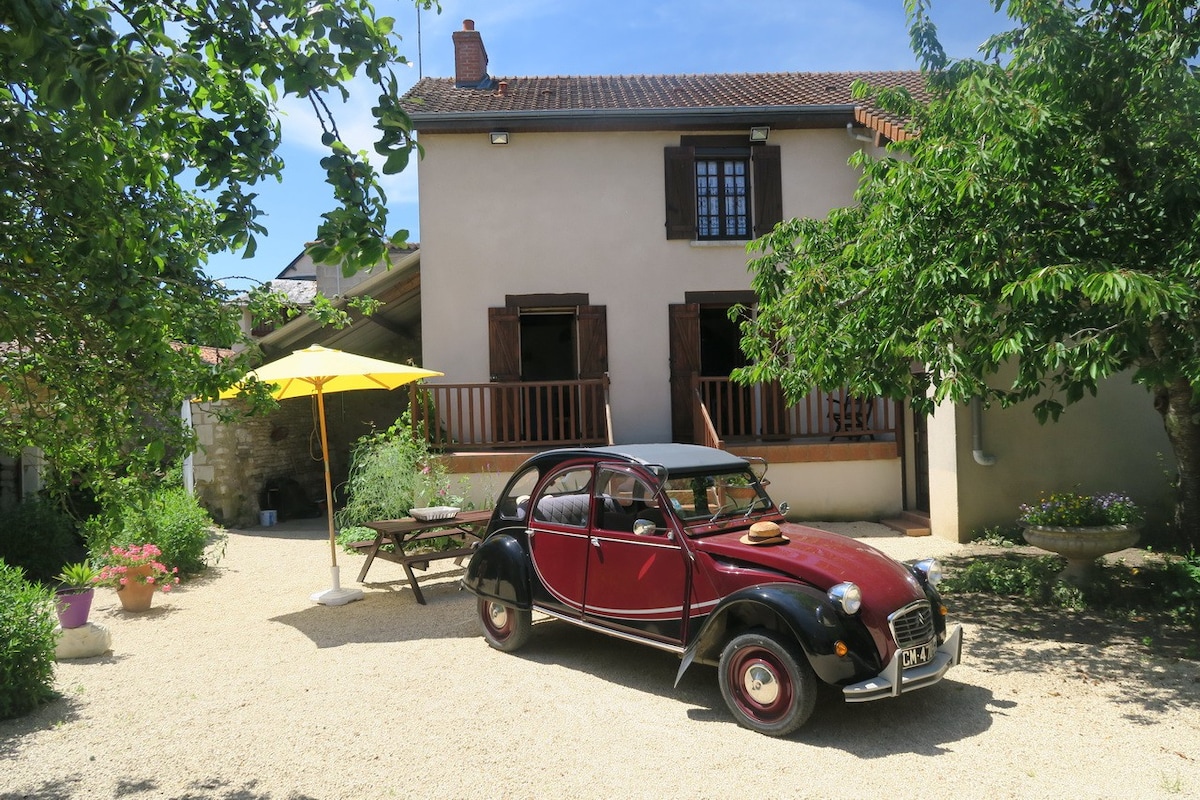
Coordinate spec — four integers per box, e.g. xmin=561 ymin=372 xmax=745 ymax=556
xmin=2 ymin=519 xmax=1197 ymax=800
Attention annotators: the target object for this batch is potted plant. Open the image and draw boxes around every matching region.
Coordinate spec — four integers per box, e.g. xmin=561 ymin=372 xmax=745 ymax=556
xmin=94 ymin=543 xmax=180 ymax=612
xmin=54 ymin=561 xmax=97 ymax=629
xmin=1018 ymin=491 xmax=1143 ymax=581
xmin=720 ymin=473 xmax=761 ymax=504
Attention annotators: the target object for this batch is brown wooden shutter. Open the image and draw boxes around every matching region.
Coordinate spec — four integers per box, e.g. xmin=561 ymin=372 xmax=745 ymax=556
xmin=669 ymin=303 xmax=701 ymax=443
xmin=664 ymin=146 xmax=696 ymax=240
xmin=576 ymin=305 xmax=608 ymax=379
xmin=488 ymin=306 xmax=520 ymax=382
xmin=577 ymin=305 xmax=609 ymax=441
xmin=752 ymin=145 xmax=782 ymax=237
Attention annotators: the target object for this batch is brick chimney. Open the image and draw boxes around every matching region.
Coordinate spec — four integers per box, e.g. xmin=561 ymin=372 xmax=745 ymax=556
xmin=453 ymin=19 xmax=491 ymax=89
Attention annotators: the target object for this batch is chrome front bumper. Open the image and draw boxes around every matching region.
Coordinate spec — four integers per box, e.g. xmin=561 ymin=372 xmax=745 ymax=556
xmin=842 ymin=623 xmax=964 ymax=703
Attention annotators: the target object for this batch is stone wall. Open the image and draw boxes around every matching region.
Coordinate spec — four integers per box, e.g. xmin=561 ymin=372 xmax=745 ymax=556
xmin=190 ymin=389 xmax=413 ymax=527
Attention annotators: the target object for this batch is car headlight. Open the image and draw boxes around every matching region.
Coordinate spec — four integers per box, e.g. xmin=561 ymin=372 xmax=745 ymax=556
xmin=827 ymin=582 xmax=862 ymax=614
xmin=913 ymin=558 xmax=943 ymax=587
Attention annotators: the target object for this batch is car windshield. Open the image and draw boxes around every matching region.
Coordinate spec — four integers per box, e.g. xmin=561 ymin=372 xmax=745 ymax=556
xmin=660 ymin=469 xmax=772 ymax=527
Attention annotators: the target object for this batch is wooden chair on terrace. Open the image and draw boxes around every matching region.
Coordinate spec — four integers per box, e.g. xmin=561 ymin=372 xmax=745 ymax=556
xmin=828 ymin=394 xmax=874 ymax=441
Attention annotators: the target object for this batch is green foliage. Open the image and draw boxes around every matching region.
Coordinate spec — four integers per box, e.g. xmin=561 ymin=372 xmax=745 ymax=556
xmin=86 ymin=486 xmax=221 ymax=578
xmin=0 ymin=1 xmax=440 ymax=510
xmin=1158 ymin=552 xmax=1200 ymax=631
xmin=943 ymin=550 xmax=1200 ymax=635
xmin=0 ymin=561 xmax=58 ymax=719
xmin=738 ymin=0 xmax=1200 ymax=551
xmin=336 ymin=415 xmax=462 ymax=530
xmin=944 ymin=554 xmax=1067 ymax=603
xmin=55 ymin=561 xmax=97 ymax=591
xmin=0 ymin=498 xmax=81 ymax=584
xmin=970 ymin=525 xmax=1022 ymax=547
xmin=336 ymin=525 xmax=377 ymax=552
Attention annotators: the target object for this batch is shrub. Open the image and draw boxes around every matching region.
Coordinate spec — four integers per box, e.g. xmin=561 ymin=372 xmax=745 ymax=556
xmin=0 ymin=561 xmax=59 ymax=719
xmin=943 ymin=554 xmax=1067 ymax=603
xmin=943 ymin=551 xmax=1200 ymax=636
xmin=336 ymin=415 xmax=462 ymax=529
xmin=86 ymin=486 xmax=221 ymax=578
xmin=0 ymin=498 xmax=81 ymax=584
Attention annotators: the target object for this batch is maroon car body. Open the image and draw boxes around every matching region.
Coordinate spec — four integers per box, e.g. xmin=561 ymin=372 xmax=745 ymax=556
xmin=462 ymin=444 xmax=963 ymax=736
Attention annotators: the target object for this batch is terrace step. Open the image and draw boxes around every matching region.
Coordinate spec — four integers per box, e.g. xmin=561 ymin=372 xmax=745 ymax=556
xmin=881 ymin=511 xmax=931 ymax=537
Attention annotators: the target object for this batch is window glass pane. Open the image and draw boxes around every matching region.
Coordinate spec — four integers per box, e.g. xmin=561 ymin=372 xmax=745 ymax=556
xmin=694 ymin=155 xmax=750 ymax=240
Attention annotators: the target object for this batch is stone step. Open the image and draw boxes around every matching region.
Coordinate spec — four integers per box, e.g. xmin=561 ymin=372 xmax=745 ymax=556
xmin=881 ymin=511 xmax=931 ymax=537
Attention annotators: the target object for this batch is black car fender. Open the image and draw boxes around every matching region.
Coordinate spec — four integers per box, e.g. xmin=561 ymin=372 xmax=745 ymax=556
xmin=461 ymin=530 xmax=532 ymax=609
xmin=674 ymin=582 xmax=879 ymax=688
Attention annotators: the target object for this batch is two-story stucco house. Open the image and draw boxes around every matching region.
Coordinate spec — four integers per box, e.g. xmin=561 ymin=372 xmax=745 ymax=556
xmin=400 ymin=20 xmax=1173 ymax=541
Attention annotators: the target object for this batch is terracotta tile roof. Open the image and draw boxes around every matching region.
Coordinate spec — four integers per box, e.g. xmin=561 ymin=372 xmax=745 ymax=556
xmin=171 ymin=342 xmax=236 ymax=365
xmin=402 ymin=71 xmax=925 ymax=138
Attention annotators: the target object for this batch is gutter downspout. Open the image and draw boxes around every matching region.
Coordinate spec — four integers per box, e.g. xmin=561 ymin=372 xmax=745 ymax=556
xmin=971 ymin=397 xmax=997 ymax=466
xmin=182 ymin=399 xmax=195 ymax=495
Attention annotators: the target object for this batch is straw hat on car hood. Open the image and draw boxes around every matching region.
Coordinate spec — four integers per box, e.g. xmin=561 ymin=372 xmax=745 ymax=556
xmin=740 ymin=520 xmax=789 ymax=546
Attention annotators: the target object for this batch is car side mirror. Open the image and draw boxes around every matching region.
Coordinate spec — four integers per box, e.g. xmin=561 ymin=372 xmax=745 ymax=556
xmin=633 ymin=519 xmax=658 ymax=536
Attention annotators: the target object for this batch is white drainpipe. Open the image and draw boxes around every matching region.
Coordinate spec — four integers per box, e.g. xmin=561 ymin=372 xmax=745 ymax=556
xmin=971 ymin=397 xmax=997 ymax=466
xmin=182 ymin=399 xmax=195 ymax=495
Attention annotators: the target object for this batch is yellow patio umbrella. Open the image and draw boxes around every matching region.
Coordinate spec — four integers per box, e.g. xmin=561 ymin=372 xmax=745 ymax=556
xmin=220 ymin=344 xmax=443 ymax=605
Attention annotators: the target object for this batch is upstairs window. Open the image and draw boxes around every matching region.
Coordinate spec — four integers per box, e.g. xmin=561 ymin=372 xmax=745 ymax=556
xmin=665 ymin=137 xmax=781 ymax=241
xmin=696 ymin=156 xmax=749 ymax=239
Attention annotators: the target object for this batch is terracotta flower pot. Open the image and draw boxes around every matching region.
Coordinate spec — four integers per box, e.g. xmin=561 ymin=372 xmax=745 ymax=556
xmin=116 ymin=564 xmax=157 ymax=612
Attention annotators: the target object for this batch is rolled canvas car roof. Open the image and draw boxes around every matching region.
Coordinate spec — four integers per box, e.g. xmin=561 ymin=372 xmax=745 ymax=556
xmin=540 ymin=443 xmax=748 ymax=474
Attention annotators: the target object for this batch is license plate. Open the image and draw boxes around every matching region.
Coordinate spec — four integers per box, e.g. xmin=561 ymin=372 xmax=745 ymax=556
xmin=901 ymin=640 xmax=934 ymax=668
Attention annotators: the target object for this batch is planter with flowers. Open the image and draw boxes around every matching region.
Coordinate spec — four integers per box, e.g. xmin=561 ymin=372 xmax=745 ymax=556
xmin=1018 ymin=492 xmax=1143 ymax=582
xmin=94 ymin=543 xmax=180 ymax=612
xmin=54 ymin=561 xmax=97 ymax=628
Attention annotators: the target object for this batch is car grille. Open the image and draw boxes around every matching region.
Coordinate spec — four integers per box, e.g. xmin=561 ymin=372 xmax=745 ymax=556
xmin=889 ymin=601 xmax=935 ymax=649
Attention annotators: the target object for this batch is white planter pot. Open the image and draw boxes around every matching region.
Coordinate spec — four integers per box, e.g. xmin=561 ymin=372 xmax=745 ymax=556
xmin=1020 ymin=523 xmax=1141 ymax=582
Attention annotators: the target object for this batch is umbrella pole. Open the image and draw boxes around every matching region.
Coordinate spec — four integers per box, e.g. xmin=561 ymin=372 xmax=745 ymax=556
xmin=310 ymin=384 xmax=363 ymax=606
xmin=317 ymin=386 xmax=338 ymax=568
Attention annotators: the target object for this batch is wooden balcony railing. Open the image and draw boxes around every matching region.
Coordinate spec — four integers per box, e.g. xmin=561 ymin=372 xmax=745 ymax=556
xmin=410 ymin=378 xmax=612 ymax=451
xmin=693 ymin=376 xmax=898 ymax=444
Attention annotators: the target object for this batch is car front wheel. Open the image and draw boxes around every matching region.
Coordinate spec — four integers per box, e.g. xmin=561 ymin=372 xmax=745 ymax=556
xmin=718 ymin=629 xmax=817 ymax=736
xmin=477 ymin=598 xmax=532 ymax=652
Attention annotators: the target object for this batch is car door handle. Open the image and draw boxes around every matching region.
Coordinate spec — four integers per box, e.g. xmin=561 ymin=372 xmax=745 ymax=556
xmin=590 ymin=536 xmax=601 ymax=548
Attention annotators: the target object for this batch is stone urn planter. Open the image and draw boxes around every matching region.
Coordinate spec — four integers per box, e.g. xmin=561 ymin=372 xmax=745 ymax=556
xmin=1020 ymin=523 xmax=1141 ymax=582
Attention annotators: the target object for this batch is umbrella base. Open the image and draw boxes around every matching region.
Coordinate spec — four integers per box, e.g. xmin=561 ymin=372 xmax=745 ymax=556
xmin=310 ymin=566 xmax=364 ymax=606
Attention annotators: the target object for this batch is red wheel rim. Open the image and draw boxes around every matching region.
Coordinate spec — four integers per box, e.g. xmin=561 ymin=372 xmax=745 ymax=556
xmin=726 ymin=646 xmax=793 ymax=723
xmin=483 ymin=601 xmax=513 ymax=640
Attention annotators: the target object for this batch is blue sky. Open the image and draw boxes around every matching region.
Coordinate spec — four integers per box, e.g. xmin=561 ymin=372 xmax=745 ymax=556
xmin=206 ymin=0 xmax=1013 ymax=291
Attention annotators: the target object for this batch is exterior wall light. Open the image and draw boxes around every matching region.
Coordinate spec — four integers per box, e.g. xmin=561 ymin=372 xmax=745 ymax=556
xmin=489 ymin=131 xmax=510 ymax=145
xmin=749 ymin=126 xmax=770 ymax=142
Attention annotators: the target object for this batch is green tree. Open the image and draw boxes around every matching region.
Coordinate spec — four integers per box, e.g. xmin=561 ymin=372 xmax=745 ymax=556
xmin=738 ymin=0 xmax=1200 ymax=551
xmin=0 ymin=1 xmax=436 ymax=502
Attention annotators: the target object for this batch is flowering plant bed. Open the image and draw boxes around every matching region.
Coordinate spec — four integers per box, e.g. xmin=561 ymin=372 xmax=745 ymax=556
xmin=94 ymin=543 xmax=180 ymax=593
xmin=1018 ymin=491 xmax=1143 ymax=528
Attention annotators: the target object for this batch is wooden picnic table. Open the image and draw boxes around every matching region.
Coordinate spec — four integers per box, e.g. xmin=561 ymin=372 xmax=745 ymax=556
xmin=351 ymin=509 xmax=493 ymax=604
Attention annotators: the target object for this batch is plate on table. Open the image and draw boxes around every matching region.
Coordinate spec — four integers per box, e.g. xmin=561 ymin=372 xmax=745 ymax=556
xmin=410 ymin=506 xmax=461 ymax=522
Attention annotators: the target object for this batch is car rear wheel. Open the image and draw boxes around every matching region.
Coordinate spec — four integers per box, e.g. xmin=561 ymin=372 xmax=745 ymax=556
xmin=477 ymin=598 xmax=531 ymax=652
xmin=718 ymin=629 xmax=817 ymax=736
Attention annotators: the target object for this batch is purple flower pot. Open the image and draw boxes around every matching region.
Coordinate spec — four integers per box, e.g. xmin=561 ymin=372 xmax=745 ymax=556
xmin=55 ymin=588 xmax=95 ymax=629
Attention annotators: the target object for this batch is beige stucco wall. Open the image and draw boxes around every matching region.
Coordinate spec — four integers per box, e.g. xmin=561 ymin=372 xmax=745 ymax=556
xmin=417 ymin=127 xmax=871 ymax=444
xmin=929 ymin=373 xmax=1174 ymax=542
xmin=760 ymin=459 xmax=902 ymax=520
xmin=448 ymin=456 xmax=902 ymax=522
